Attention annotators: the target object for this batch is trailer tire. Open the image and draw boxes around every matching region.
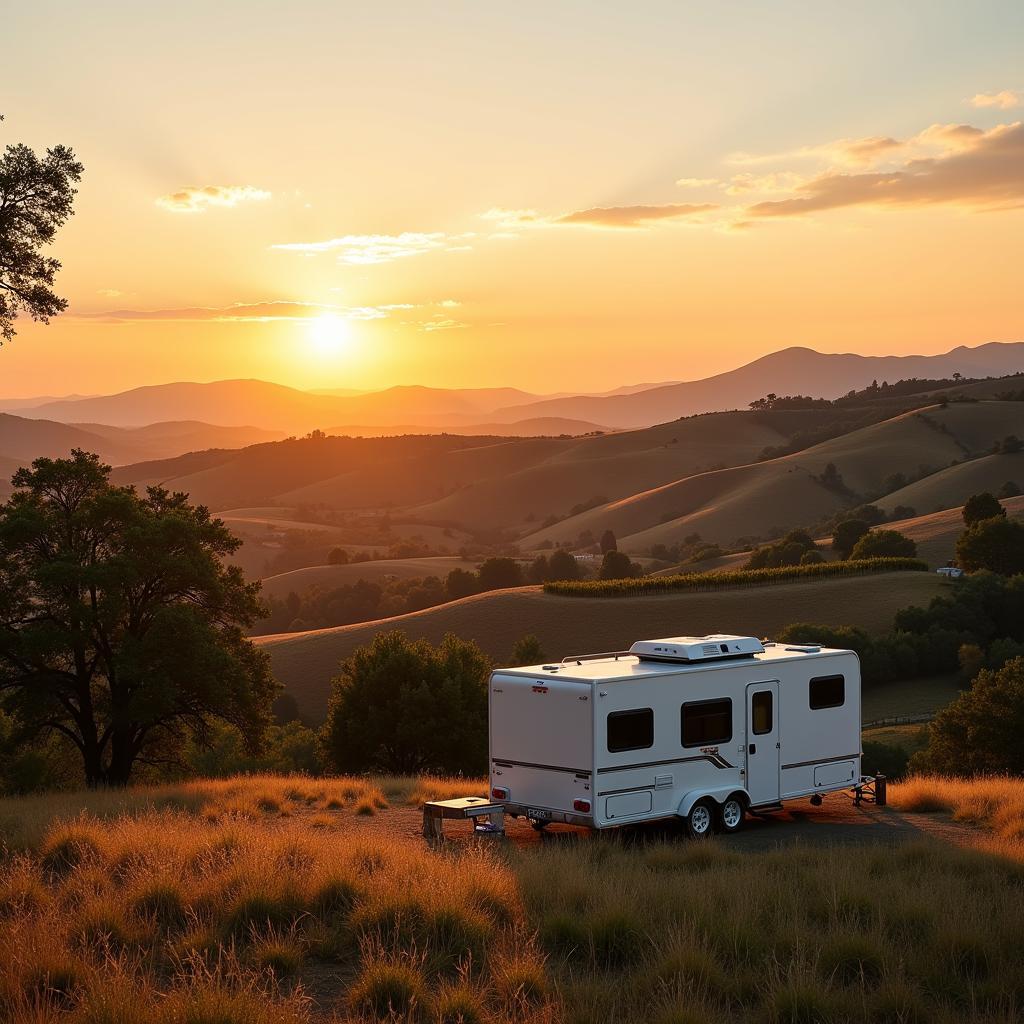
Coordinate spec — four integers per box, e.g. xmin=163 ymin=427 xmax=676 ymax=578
xmin=684 ymin=799 xmax=715 ymax=840
xmin=717 ymin=795 xmax=745 ymax=834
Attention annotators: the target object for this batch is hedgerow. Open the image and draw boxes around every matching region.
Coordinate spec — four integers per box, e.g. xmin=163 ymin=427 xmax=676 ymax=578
xmin=542 ymin=557 xmax=927 ymax=597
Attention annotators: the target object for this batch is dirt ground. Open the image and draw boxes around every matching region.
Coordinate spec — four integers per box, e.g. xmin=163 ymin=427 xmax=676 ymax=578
xmin=351 ymin=793 xmax=980 ymax=854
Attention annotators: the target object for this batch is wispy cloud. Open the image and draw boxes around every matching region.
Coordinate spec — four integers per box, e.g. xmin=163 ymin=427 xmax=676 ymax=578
xmin=724 ymin=171 xmax=805 ymax=195
xmin=156 ymin=185 xmax=271 ymax=213
xmin=482 ymin=203 xmax=717 ymax=230
xmin=730 ymin=135 xmax=903 ymax=169
xmin=747 ymin=121 xmax=1024 ymax=218
xmin=675 ymin=177 xmax=719 ymax=188
xmin=969 ymin=90 xmax=1020 ymax=110
xmin=271 ymin=232 xmax=474 ymax=264
xmin=70 ymin=300 xmax=419 ymax=324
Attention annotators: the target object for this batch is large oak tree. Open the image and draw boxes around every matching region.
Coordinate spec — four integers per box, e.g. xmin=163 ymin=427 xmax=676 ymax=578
xmin=0 ymin=114 xmax=83 ymax=343
xmin=0 ymin=451 xmax=276 ymax=786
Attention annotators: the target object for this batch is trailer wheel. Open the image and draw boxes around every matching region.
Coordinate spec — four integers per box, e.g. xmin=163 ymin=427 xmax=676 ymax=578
xmin=717 ymin=796 xmax=745 ymax=834
xmin=685 ymin=799 xmax=714 ymax=839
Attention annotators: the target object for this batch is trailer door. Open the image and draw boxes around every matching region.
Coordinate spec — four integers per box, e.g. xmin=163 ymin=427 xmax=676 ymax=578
xmin=745 ymin=682 xmax=780 ymax=806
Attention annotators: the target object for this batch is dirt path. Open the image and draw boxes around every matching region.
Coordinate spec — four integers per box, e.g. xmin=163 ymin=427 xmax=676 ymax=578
xmin=342 ymin=793 xmax=980 ymax=853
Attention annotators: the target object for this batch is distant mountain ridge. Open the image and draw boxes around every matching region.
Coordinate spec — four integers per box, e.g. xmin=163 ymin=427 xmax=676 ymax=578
xmin=7 ymin=341 xmax=1024 ymax=433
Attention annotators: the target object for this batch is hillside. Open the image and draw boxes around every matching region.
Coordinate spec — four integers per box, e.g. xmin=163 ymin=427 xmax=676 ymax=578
xmin=488 ymin=342 xmax=1024 ymax=428
xmin=0 ymin=413 xmax=142 ymax=465
xmin=878 ymin=451 xmax=1024 ymax=516
xmin=260 ymin=556 xmax=474 ymax=599
xmin=521 ymin=401 xmax=1024 ymax=552
xmin=256 ymin=571 xmax=943 ymax=721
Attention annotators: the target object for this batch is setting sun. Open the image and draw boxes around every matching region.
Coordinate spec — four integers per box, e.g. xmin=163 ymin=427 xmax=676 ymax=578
xmin=307 ymin=313 xmax=353 ymax=359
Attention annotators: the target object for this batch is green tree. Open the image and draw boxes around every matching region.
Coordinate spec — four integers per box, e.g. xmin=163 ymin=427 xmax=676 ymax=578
xmin=547 ymin=548 xmax=580 ymax=581
xmin=510 ymin=633 xmax=546 ymax=666
xmin=849 ymin=529 xmax=917 ymax=559
xmin=600 ymin=529 xmax=617 ymax=553
xmin=320 ymin=630 xmax=490 ymax=775
xmin=477 ymin=557 xmax=523 ymax=590
xmin=956 ymin=517 xmax=1024 ymax=575
xmin=0 ymin=115 xmax=84 ymax=343
xmin=0 ymin=451 xmax=276 ymax=786
xmin=832 ymin=519 xmax=869 ymax=558
xmin=327 ymin=546 xmax=349 ymax=565
xmin=445 ymin=567 xmax=479 ymax=601
xmin=599 ymin=549 xmax=637 ymax=580
xmin=962 ymin=492 xmax=1005 ymax=527
xmin=911 ymin=657 xmax=1024 ymax=776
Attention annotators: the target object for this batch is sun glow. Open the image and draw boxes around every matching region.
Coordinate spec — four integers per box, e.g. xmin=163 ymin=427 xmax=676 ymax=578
xmin=307 ymin=313 xmax=353 ymax=359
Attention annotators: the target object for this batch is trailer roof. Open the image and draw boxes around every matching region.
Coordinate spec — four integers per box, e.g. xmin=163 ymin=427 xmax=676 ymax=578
xmin=496 ymin=642 xmax=854 ymax=683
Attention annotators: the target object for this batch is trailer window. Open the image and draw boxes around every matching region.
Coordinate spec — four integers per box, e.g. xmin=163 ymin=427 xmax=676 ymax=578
xmin=809 ymin=674 xmax=845 ymax=710
xmin=607 ymin=709 xmax=653 ymax=753
xmin=751 ymin=691 xmax=773 ymax=734
xmin=681 ymin=698 xmax=732 ymax=747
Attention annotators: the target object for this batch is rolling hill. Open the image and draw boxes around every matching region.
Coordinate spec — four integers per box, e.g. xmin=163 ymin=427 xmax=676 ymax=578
xmin=486 ymin=342 xmax=1024 ymax=429
xmin=877 ymin=452 xmax=1024 ymax=516
xmin=255 ymin=571 xmax=944 ymax=722
xmin=260 ymin=556 xmax=475 ymax=599
xmin=520 ymin=401 xmax=1024 ymax=552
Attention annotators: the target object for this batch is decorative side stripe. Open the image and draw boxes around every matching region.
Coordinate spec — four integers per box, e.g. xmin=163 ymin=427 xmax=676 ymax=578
xmin=597 ymin=753 xmax=735 ymax=774
xmin=492 ymin=758 xmax=591 ymax=776
xmin=781 ymin=753 xmax=860 ymax=771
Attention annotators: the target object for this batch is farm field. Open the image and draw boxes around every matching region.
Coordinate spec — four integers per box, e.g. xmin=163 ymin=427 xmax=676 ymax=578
xmin=256 ymin=571 xmax=944 ymax=721
xmin=862 ymin=674 xmax=963 ymax=724
xmin=1 ymin=774 xmax=1022 ymax=1024
xmin=261 ymin=557 xmax=476 ymax=600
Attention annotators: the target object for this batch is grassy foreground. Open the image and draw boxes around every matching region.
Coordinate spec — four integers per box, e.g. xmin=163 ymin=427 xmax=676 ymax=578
xmin=1 ymin=775 xmax=1023 ymax=1023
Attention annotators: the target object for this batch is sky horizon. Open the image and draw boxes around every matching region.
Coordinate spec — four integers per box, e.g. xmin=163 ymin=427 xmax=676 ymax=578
xmin=3 ymin=1 xmax=1023 ymax=397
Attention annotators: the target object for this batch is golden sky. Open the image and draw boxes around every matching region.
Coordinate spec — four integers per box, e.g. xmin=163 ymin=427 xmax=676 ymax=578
xmin=3 ymin=1 xmax=1024 ymax=397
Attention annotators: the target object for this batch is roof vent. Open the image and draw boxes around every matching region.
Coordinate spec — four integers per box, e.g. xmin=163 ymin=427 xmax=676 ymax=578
xmin=629 ymin=634 xmax=765 ymax=663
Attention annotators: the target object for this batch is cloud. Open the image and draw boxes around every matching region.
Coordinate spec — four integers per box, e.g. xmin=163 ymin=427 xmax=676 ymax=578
xmin=724 ymin=171 xmax=805 ymax=195
xmin=969 ymin=90 xmax=1020 ymax=110
xmin=731 ymin=135 xmax=903 ymax=169
xmin=748 ymin=121 xmax=1024 ymax=218
xmin=482 ymin=203 xmax=717 ymax=230
xmin=675 ymin=177 xmax=719 ymax=188
xmin=96 ymin=288 xmax=124 ymax=298
xmin=156 ymin=185 xmax=271 ymax=213
xmin=271 ymin=232 xmax=473 ymax=264
xmin=70 ymin=301 xmax=416 ymax=324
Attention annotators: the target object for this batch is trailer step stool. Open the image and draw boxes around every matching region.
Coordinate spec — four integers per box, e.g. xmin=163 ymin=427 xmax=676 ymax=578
xmin=422 ymin=797 xmax=505 ymax=840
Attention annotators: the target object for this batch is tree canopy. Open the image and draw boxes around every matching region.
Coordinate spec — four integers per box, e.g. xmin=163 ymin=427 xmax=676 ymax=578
xmin=956 ymin=516 xmax=1024 ymax=576
xmin=320 ymin=630 xmax=490 ymax=775
xmin=849 ymin=529 xmax=917 ymax=560
xmin=0 ymin=114 xmax=83 ymax=343
xmin=962 ymin=492 xmax=1005 ymax=527
xmin=0 ymin=451 xmax=276 ymax=786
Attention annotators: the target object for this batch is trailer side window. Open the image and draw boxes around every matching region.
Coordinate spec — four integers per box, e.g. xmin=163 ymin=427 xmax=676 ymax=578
xmin=607 ymin=709 xmax=653 ymax=753
xmin=809 ymin=674 xmax=845 ymax=710
xmin=681 ymin=698 xmax=732 ymax=747
xmin=751 ymin=691 xmax=773 ymax=734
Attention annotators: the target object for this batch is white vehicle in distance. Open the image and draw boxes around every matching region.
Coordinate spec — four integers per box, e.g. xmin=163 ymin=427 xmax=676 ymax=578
xmin=488 ymin=634 xmax=872 ymax=838
xmin=936 ymin=566 xmax=964 ymax=579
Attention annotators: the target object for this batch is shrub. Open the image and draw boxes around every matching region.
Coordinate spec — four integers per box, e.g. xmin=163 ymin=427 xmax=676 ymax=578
xmin=956 ymin=516 xmax=1024 ymax=575
xmin=911 ymin=657 xmax=1024 ymax=775
xmin=349 ymin=960 xmax=429 ymax=1019
xmin=320 ymin=631 xmax=490 ymax=775
xmin=850 ymin=529 xmax=917 ymax=559
xmin=832 ymin=518 xmax=869 ymax=558
xmin=599 ymin=549 xmax=639 ymax=580
xmin=963 ymin=492 xmax=1006 ymax=526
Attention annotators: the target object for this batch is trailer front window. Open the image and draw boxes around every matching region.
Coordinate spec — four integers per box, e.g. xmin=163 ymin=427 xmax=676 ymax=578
xmin=809 ymin=674 xmax=845 ymax=709
xmin=607 ymin=708 xmax=653 ymax=752
xmin=681 ymin=698 xmax=733 ymax=747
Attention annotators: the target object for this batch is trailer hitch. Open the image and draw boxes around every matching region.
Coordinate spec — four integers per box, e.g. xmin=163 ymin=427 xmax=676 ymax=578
xmin=852 ymin=774 xmax=887 ymax=807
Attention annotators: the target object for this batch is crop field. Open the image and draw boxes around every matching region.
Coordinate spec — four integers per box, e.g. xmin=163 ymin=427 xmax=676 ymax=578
xmin=1 ymin=774 xmax=1023 ymax=1023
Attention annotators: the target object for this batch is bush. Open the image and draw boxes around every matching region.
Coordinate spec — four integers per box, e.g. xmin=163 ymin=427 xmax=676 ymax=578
xmin=748 ymin=529 xmax=816 ymax=569
xmin=850 ymin=529 xmax=917 ymax=559
xmin=599 ymin=549 xmax=639 ymax=580
xmin=547 ymin=548 xmax=580 ymax=581
xmin=320 ymin=631 xmax=490 ymax=775
xmin=510 ymin=634 xmax=546 ymax=666
xmin=477 ymin=557 xmax=523 ymax=590
xmin=800 ymin=549 xmax=825 ymax=565
xmin=912 ymin=657 xmax=1024 ymax=775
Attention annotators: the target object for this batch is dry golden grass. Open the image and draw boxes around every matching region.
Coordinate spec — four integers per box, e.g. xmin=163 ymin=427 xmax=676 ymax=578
xmin=257 ymin=572 xmax=943 ymax=722
xmin=3 ymin=774 xmax=1024 ymax=1022
xmin=891 ymin=775 xmax=1024 ymax=860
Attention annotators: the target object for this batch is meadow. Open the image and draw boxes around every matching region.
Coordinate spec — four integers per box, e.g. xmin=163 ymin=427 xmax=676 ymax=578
xmin=2 ymin=774 xmax=1023 ymax=1023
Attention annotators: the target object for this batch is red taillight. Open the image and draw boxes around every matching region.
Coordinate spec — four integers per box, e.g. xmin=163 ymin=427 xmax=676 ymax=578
xmin=573 ymin=799 xmax=591 ymax=813
xmin=491 ymin=787 xmax=509 ymax=800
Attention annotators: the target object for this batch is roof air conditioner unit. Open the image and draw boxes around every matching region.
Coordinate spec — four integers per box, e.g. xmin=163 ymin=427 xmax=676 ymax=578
xmin=628 ymin=634 xmax=765 ymax=663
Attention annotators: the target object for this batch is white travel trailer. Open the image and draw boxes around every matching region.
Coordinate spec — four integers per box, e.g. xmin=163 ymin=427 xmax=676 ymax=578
xmin=488 ymin=634 xmax=866 ymax=836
